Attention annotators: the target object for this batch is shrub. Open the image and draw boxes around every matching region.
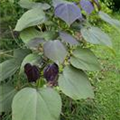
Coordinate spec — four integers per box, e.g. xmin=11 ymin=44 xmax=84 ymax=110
xmin=0 ymin=0 xmax=120 ymax=120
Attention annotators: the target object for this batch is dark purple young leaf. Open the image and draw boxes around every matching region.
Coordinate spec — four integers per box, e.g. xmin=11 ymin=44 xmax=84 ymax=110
xmin=80 ymin=0 xmax=94 ymax=15
xmin=44 ymin=63 xmax=59 ymax=82
xmin=24 ymin=63 xmax=40 ymax=82
xmin=59 ymin=32 xmax=79 ymax=45
xmin=55 ymin=3 xmax=82 ymax=25
xmin=27 ymin=38 xmax=44 ymax=49
xmin=43 ymin=40 xmax=67 ymax=64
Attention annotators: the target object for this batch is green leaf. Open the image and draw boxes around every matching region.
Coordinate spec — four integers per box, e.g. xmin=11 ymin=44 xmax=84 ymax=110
xmin=15 ymin=8 xmax=46 ymax=31
xmin=12 ymin=87 xmax=62 ymax=120
xmin=20 ymin=28 xmax=58 ymax=45
xmin=70 ymin=47 xmax=100 ymax=71
xmin=0 ymin=49 xmax=31 ymax=81
xmin=58 ymin=65 xmax=94 ymax=100
xmin=81 ymin=27 xmax=112 ymax=47
xmin=44 ymin=40 xmax=67 ymax=64
xmin=20 ymin=53 xmax=41 ymax=73
xmin=20 ymin=28 xmax=42 ymax=44
xmin=19 ymin=0 xmax=50 ymax=10
xmin=13 ymin=49 xmax=31 ymax=63
xmin=0 ymin=84 xmax=17 ymax=112
xmin=0 ymin=59 xmax=19 ymax=82
xmin=99 ymin=11 xmax=120 ymax=30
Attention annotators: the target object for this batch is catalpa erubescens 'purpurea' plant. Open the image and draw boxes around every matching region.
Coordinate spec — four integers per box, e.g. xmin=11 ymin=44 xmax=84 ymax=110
xmin=0 ymin=0 xmax=120 ymax=120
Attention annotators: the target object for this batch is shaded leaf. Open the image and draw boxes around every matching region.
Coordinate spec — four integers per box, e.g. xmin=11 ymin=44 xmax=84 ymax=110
xmin=15 ymin=8 xmax=46 ymax=31
xmin=12 ymin=87 xmax=62 ymax=120
xmin=20 ymin=28 xmax=42 ymax=44
xmin=58 ymin=65 xmax=94 ymax=100
xmin=70 ymin=47 xmax=100 ymax=71
xmin=27 ymin=38 xmax=44 ymax=49
xmin=20 ymin=28 xmax=58 ymax=44
xmin=0 ymin=84 xmax=17 ymax=112
xmin=81 ymin=26 xmax=112 ymax=47
xmin=55 ymin=2 xmax=82 ymax=25
xmin=44 ymin=40 xmax=67 ymax=64
xmin=13 ymin=49 xmax=31 ymax=63
xmin=0 ymin=59 xmax=20 ymax=82
xmin=59 ymin=31 xmax=79 ymax=45
xmin=0 ymin=49 xmax=31 ymax=81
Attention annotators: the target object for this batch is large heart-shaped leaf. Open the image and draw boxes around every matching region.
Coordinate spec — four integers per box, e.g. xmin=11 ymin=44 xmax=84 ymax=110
xmin=19 ymin=0 xmax=50 ymax=10
xmin=55 ymin=2 xmax=82 ymax=25
xmin=20 ymin=53 xmax=41 ymax=73
xmin=59 ymin=66 xmax=94 ymax=100
xmin=80 ymin=0 xmax=94 ymax=15
xmin=81 ymin=27 xmax=112 ymax=47
xmin=44 ymin=40 xmax=67 ymax=64
xmin=59 ymin=31 xmax=79 ymax=45
xmin=0 ymin=84 xmax=17 ymax=112
xmin=70 ymin=47 xmax=100 ymax=71
xmin=99 ymin=11 xmax=120 ymax=30
xmin=15 ymin=8 xmax=46 ymax=31
xmin=58 ymin=65 xmax=94 ymax=100
xmin=12 ymin=87 xmax=62 ymax=120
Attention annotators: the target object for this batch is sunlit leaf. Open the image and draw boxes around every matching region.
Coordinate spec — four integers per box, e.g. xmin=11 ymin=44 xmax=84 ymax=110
xmin=99 ymin=11 xmax=120 ymax=30
xmin=58 ymin=65 xmax=94 ymax=100
xmin=81 ymin=26 xmax=112 ymax=47
xmin=52 ymin=0 xmax=67 ymax=7
xmin=19 ymin=0 xmax=50 ymax=10
xmin=55 ymin=2 xmax=82 ymax=25
xmin=44 ymin=40 xmax=67 ymax=64
xmin=15 ymin=8 xmax=46 ymax=31
xmin=70 ymin=47 xmax=100 ymax=71
xmin=12 ymin=87 xmax=62 ymax=120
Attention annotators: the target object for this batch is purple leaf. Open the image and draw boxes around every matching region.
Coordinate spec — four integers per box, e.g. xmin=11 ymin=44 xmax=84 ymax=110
xmin=80 ymin=0 xmax=94 ymax=15
xmin=24 ymin=63 xmax=40 ymax=83
xmin=44 ymin=63 xmax=59 ymax=82
xmin=55 ymin=2 xmax=82 ymax=25
xmin=43 ymin=40 xmax=67 ymax=64
xmin=59 ymin=32 xmax=79 ymax=45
